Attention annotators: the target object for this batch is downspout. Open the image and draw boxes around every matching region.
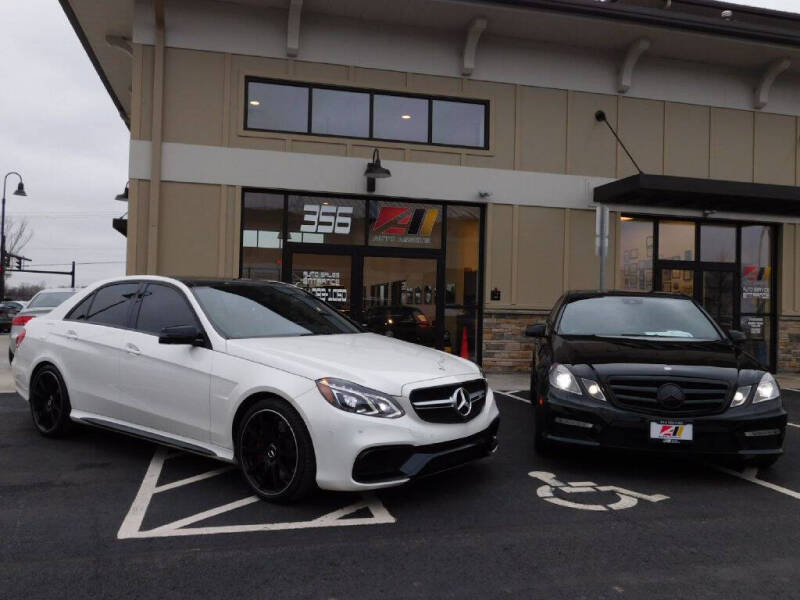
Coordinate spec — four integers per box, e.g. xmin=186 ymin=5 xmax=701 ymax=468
xmin=147 ymin=0 xmax=165 ymax=273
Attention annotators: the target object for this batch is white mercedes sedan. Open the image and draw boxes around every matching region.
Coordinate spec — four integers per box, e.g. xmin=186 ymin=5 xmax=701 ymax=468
xmin=13 ymin=276 xmax=499 ymax=502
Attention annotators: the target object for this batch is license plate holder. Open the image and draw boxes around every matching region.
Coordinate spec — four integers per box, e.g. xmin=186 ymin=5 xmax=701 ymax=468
xmin=650 ymin=422 xmax=693 ymax=444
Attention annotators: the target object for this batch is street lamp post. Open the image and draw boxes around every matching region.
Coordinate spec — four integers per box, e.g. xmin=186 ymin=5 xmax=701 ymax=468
xmin=1 ymin=172 xmax=27 ymax=301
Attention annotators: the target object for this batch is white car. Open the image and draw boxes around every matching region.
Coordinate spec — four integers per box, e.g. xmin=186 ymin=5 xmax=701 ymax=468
xmin=13 ymin=276 xmax=499 ymax=502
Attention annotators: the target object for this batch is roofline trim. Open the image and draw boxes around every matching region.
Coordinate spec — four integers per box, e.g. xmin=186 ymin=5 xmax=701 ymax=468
xmin=458 ymin=0 xmax=800 ymax=48
xmin=58 ymin=0 xmax=130 ymax=128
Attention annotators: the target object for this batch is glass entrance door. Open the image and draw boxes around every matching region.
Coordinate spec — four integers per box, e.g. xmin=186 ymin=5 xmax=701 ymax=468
xmin=291 ymin=253 xmax=353 ymax=316
xmin=362 ymin=256 xmax=441 ymax=349
xmin=701 ymin=270 xmax=735 ymax=332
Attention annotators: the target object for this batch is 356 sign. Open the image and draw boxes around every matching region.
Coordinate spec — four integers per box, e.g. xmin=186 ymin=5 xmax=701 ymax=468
xmin=300 ymin=204 xmax=353 ymax=234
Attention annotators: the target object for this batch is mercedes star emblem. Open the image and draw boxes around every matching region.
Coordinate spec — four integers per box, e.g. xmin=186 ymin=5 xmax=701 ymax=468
xmin=452 ymin=387 xmax=472 ymax=417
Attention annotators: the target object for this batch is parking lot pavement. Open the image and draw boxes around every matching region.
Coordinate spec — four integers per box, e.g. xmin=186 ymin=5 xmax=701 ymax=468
xmin=2 ymin=392 xmax=800 ymax=599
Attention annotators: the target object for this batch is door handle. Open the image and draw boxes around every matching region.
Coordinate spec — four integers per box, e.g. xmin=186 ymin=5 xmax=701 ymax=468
xmin=65 ymin=329 xmax=78 ymax=340
xmin=125 ymin=343 xmax=141 ymax=356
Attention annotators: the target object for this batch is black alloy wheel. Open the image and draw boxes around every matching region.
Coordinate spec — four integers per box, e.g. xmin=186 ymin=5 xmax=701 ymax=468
xmin=238 ymin=398 xmax=316 ymax=503
xmin=29 ymin=365 xmax=72 ymax=437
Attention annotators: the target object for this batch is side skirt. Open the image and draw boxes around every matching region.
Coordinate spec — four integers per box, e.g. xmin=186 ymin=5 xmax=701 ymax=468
xmin=75 ymin=415 xmax=233 ymax=462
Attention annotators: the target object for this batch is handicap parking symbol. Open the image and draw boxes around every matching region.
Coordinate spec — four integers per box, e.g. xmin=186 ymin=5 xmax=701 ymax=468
xmin=529 ymin=471 xmax=669 ymax=512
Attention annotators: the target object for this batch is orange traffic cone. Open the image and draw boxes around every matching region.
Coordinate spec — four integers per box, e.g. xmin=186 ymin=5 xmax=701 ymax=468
xmin=460 ymin=326 xmax=470 ymax=359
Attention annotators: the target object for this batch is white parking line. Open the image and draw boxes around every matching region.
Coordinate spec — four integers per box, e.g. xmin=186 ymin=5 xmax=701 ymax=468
xmin=788 ymin=422 xmax=799 ymax=429
xmin=118 ymin=447 xmax=395 ymax=539
xmin=714 ymin=465 xmax=800 ymax=501
xmin=499 ymin=391 xmax=531 ymax=404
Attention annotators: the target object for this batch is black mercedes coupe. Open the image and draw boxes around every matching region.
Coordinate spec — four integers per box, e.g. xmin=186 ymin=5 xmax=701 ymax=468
xmin=526 ymin=291 xmax=787 ymax=467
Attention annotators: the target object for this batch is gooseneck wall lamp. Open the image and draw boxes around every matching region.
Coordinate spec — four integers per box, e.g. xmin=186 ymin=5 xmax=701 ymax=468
xmin=364 ymin=148 xmax=391 ymax=193
xmin=1 ymin=172 xmax=27 ymax=300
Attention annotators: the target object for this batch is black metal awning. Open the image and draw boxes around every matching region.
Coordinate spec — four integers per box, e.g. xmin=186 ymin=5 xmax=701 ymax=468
xmin=594 ymin=174 xmax=800 ymax=217
xmin=112 ymin=217 xmax=127 ymax=237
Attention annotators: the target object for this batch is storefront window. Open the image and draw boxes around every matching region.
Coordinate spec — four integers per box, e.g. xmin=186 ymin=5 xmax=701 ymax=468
xmin=700 ymin=225 xmax=735 ymax=262
xmin=620 ymin=217 xmax=653 ymax=292
xmin=741 ymin=225 xmax=772 ymax=314
xmin=288 ymin=196 xmax=366 ymax=245
xmin=661 ymin=269 xmax=694 ymax=296
xmin=368 ymin=201 xmax=442 ymax=249
xmin=292 ymin=253 xmax=352 ymax=314
xmin=659 ymin=221 xmax=695 ymax=261
xmin=241 ymin=192 xmax=284 ymax=280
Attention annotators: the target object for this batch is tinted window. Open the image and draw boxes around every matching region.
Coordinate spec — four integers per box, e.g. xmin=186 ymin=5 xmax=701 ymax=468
xmin=311 ymin=88 xmax=369 ymax=137
xmin=246 ymin=81 xmax=309 ymax=132
xmin=191 ymin=282 xmax=360 ymax=339
xmin=28 ymin=291 xmax=75 ymax=309
xmin=558 ymin=296 xmax=720 ymax=340
xmin=372 ymin=95 xmax=428 ymax=142
xmin=136 ymin=284 xmax=198 ymax=335
xmin=432 ymin=100 xmax=485 ymax=147
xmin=66 ymin=294 xmax=94 ymax=321
xmin=85 ymin=283 xmax=139 ymax=328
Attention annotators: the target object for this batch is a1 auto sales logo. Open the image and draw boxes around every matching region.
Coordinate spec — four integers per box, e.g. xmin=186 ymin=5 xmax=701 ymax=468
xmin=371 ymin=206 xmax=439 ymax=244
xmin=659 ymin=425 xmax=685 ymax=438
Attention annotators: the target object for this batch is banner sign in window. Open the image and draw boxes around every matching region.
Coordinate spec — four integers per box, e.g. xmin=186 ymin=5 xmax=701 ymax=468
xmin=369 ymin=202 xmax=442 ymax=248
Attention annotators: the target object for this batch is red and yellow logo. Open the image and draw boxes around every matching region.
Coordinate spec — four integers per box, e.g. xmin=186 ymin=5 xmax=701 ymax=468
xmin=372 ymin=206 xmax=439 ymax=237
xmin=659 ymin=425 xmax=685 ymax=438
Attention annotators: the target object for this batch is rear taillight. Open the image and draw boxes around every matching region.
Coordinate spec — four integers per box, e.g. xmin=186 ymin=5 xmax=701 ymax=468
xmin=15 ymin=329 xmax=26 ymax=348
xmin=11 ymin=315 xmax=34 ymax=327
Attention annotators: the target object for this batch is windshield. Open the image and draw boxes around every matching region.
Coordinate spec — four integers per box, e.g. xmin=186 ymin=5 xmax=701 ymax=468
xmin=191 ymin=282 xmax=361 ymax=339
xmin=558 ymin=296 xmax=721 ymax=340
xmin=27 ymin=291 xmax=75 ymax=309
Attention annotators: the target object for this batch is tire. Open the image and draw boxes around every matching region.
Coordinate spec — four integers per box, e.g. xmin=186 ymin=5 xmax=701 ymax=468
xmin=29 ymin=365 xmax=73 ymax=437
xmin=237 ymin=397 xmax=317 ymax=503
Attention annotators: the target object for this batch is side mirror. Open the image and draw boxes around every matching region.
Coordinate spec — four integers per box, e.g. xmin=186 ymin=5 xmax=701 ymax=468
xmin=525 ymin=323 xmax=547 ymax=338
xmin=728 ymin=329 xmax=747 ymax=345
xmin=159 ymin=324 xmax=205 ymax=346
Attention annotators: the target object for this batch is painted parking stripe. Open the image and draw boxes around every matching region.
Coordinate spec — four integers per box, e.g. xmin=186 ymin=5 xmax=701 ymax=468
xmin=714 ymin=465 xmax=800 ymax=501
xmin=499 ymin=391 xmax=530 ymax=404
xmin=788 ymin=422 xmax=799 ymax=429
xmin=117 ymin=446 xmax=396 ymax=540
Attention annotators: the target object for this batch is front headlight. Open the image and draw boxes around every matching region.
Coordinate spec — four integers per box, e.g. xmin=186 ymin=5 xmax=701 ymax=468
xmin=316 ymin=378 xmax=404 ymax=418
xmin=581 ymin=378 xmax=607 ymax=401
xmin=730 ymin=385 xmax=752 ymax=408
xmin=549 ymin=364 xmax=581 ymax=395
xmin=753 ymin=372 xmax=780 ymax=404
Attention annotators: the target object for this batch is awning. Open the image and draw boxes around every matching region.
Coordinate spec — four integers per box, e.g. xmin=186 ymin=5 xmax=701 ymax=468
xmin=594 ymin=174 xmax=800 ymax=217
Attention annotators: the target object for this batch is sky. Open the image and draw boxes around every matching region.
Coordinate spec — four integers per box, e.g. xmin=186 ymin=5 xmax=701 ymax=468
xmin=0 ymin=0 xmax=797 ymax=291
xmin=0 ymin=0 xmax=128 ymax=290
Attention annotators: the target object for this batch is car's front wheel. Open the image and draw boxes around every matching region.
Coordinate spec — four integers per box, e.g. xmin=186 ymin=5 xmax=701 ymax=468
xmin=29 ymin=365 xmax=73 ymax=437
xmin=237 ymin=397 xmax=316 ymax=503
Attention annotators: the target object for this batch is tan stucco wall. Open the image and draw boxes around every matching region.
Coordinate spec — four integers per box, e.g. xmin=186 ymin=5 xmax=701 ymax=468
xmin=129 ymin=44 xmax=800 ymax=319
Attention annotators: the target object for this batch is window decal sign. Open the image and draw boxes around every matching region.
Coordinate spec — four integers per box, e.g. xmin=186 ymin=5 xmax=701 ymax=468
xmin=371 ymin=206 xmax=439 ymax=244
xmin=299 ymin=271 xmax=348 ymax=304
xmin=300 ymin=204 xmax=353 ymax=234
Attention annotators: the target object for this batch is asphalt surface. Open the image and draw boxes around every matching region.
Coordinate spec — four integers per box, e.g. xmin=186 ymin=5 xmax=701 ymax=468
xmin=2 ymin=390 xmax=799 ymax=599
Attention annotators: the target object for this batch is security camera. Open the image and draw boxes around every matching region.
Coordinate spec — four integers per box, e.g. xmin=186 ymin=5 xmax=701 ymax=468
xmin=478 ymin=190 xmax=493 ymax=198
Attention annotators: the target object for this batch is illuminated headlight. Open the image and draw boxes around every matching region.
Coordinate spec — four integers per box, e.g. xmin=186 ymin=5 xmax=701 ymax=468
xmin=753 ymin=373 xmax=780 ymax=404
xmin=581 ymin=378 xmax=606 ymax=401
xmin=316 ymin=378 xmax=404 ymax=418
xmin=730 ymin=385 xmax=752 ymax=408
xmin=549 ymin=364 xmax=581 ymax=395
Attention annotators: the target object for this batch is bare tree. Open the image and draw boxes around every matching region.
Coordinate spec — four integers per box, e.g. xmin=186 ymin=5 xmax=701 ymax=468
xmin=4 ymin=216 xmax=32 ymax=260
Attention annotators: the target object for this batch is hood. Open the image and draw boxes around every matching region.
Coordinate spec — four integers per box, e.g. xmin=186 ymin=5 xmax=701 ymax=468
xmin=553 ymin=335 xmax=762 ymax=373
xmin=225 ymin=332 xmax=479 ymax=395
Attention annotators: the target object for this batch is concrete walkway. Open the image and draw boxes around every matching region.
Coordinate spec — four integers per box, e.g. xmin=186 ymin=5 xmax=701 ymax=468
xmin=0 ymin=337 xmax=13 ymax=393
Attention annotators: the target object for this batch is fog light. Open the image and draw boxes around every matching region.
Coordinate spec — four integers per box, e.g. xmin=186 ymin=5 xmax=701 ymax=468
xmin=744 ymin=429 xmax=781 ymax=437
xmin=555 ymin=417 xmax=593 ymax=429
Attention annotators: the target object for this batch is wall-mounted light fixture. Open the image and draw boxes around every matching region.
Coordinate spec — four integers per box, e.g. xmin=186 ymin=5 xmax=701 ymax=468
xmin=115 ymin=182 xmax=129 ymax=201
xmin=364 ymin=148 xmax=391 ymax=193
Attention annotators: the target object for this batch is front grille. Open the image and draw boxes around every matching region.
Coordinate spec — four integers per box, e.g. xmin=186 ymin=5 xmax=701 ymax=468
xmin=606 ymin=376 xmax=730 ymax=416
xmin=409 ymin=379 xmax=487 ymax=423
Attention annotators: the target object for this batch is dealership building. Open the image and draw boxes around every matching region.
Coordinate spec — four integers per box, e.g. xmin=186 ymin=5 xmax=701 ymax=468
xmin=62 ymin=0 xmax=800 ymax=371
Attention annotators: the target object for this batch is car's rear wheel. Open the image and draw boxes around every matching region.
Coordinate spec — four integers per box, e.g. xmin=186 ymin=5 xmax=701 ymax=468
xmin=29 ymin=365 xmax=73 ymax=437
xmin=237 ymin=398 xmax=316 ymax=503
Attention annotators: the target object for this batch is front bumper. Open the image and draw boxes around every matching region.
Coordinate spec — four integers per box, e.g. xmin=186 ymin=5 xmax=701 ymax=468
xmin=298 ymin=386 xmax=500 ymax=491
xmin=541 ymin=389 xmax=787 ymax=457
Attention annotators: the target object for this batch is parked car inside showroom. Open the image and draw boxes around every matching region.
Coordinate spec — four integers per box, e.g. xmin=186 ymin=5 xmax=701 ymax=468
xmin=9 ymin=288 xmax=78 ymax=363
xmin=13 ymin=276 xmax=498 ymax=502
xmin=526 ymin=291 xmax=786 ymax=468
